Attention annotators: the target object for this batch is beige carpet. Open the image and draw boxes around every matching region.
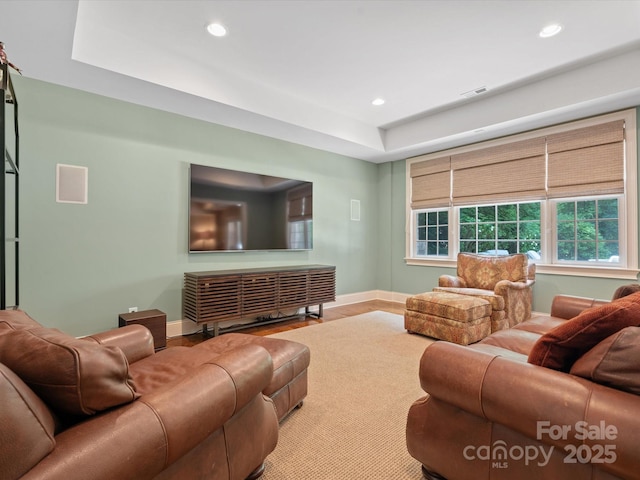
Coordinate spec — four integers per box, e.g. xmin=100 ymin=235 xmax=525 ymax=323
xmin=262 ymin=311 xmax=434 ymax=479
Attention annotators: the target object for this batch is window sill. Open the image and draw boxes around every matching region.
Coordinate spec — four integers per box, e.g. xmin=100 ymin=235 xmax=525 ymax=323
xmin=405 ymin=258 xmax=639 ymax=280
xmin=534 ymin=264 xmax=639 ymax=280
xmin=405 ymin=258 xmax=457 ymax=269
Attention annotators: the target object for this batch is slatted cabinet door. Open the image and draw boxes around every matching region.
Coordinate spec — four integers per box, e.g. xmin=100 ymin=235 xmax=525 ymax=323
xmin=242 ymin=273 xmax=279 ymax=317
xmin=278 ymin=270 xmax=309 ymax=311
xmin=309 ymin=268 xmax=336 ymax=305
xmin=184 ymin=274 xmax=242 ymax=323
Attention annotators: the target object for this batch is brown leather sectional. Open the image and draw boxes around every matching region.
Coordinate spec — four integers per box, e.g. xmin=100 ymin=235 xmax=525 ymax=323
xmin=0 ymin=309 xmax=309 ymax=480
xmin=407 ymin=294 xmax=640 ymax=480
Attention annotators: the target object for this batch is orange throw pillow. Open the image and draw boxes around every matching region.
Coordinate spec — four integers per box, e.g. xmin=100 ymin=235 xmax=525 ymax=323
xmin=528 ymin=294 xmax=640 ymax=371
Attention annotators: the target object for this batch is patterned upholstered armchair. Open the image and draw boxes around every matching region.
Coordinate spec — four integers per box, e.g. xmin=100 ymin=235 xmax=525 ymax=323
xmin=434 ymin=252 xmax=536 ymax=330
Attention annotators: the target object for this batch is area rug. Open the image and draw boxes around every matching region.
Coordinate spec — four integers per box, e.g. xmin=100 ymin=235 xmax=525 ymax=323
xmin=262 ymin=311 xmax=434 ymax=479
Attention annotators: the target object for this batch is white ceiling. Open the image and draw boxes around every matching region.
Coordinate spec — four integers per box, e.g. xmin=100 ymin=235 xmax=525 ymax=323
xmin=2 ymin=0 xmax=640 ymax=162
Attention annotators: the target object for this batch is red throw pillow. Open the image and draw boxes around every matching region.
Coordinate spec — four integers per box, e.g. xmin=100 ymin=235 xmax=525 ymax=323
xmin=528 ymin=294 xmax=640 ymax=371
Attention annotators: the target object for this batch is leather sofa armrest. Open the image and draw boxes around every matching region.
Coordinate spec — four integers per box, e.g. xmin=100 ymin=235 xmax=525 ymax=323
xmin=419 ymin=340 xmax=640 ymax=479
xmin=550 ymin=295 xmax=609 ymax=320
xmin=22 ymin=344 xmax=275 ymax=480
xmin=204 ymin=344 xmax=274 ymax=415
xmin=480 ymin=350 xmax=640 ymax=479
xmin=438 ymin=275 xmax=466 ymax=288
xmin=479 ymin=353 xmax=593 ymax=449
xmin=140 ymin=343 xmax=274 ymax=465
xmin=420 ymin=341 xmax=617 ymax=450
xmin=82 ymin=325 xmax=155 ymax=364
xmin=419 ymin=342 xmax=495 ymax=418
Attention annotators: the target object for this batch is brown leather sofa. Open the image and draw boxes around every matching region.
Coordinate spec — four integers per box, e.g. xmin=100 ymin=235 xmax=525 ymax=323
xmin=0 ymin=309 xmax=308 ymax=480
xmin=407 ymin=294 xmax=640 ymax=480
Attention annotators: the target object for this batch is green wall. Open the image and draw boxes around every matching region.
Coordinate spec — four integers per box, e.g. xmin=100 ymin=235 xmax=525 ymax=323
xmin=14 ymin=77 xmax=379 ymax=336
xmin=9 ymin=76 xmax=640 ymax=336
xmin=381 ymin=108 xmax=640 ymax=312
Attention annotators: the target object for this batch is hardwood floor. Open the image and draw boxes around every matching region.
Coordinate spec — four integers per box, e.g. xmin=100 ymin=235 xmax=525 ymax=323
xmin=166 ymin=300 xmax=405 ymax=347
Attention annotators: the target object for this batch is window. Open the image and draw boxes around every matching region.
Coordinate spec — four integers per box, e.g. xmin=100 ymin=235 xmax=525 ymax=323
xmin=458 ymin=202 xmax=541 ymax=256
xmin=415 ymin=210 xmax=449 ymax=256
xmin=406 ymin=109 xmax=637 ymax=278
xmin=555 ymin=197 xmax=620 ymax=263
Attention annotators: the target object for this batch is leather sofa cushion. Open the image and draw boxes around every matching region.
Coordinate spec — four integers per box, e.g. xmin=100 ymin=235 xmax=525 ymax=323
xmin=0 ymin=327 xmax=139 ymax=415
xmin=0 ymin=309 xmax=41 ymax=334
xmin=528 ymin=292 xmax=640 ymax=371
xmin=570 ymin=326 xmax=640 ymax=395
xmin=479 ymin=328 xmax=541 ymax=355
xmin=128 ymin=346 xmax=207 ymax=393
xmin=511 ymin=315 xmax=565 ymax=335
xmin=0 ymin=363 xmax=56 ymax=479
xmin=193 ymin=334 xmax=310 ymax=397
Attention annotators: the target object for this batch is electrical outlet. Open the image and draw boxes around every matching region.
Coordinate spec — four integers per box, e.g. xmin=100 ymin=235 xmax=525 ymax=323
xmin=128 ymin=307 xmax=138 ymax=313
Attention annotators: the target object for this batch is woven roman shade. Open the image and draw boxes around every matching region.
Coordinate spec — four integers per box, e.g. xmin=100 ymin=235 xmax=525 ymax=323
xmin=287 ymin=184 xmax=312 ymax=221
xmin=409 ymin=156 xmax=451 ymax=209
xmin=547 ymin=120 xmax=625 ymax=198
xmin=451 ymin=137 xmax=546 ymax=205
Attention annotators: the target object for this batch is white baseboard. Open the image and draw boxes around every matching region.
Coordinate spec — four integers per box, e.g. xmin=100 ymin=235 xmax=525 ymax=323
xmin=166 ymin=290 xmax=410 ymax=338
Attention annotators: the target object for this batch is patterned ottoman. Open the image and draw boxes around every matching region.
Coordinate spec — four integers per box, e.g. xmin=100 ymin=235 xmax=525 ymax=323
xmin=404 ymin=291 xmax=492 ymax=345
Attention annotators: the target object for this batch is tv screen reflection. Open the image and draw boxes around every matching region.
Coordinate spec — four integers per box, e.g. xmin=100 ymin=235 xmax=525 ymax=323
xmin=189 ymin=164 xmax=313 ymax=252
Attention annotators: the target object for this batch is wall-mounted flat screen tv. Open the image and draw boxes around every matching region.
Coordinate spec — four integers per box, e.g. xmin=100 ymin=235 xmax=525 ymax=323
xmin=189 ymin=164 xmax=313 ymax=252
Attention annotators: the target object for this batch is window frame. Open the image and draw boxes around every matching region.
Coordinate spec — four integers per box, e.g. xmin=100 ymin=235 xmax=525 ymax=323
xmin=549 ymin=195 xmax=625 ymax=266
xmin=457 ymin=201 xmax=542 ymax=257
xmin=413 ymin=208 xmax=450 ymax=258
xmin=405 ymin=109 xmax=638 ymax=280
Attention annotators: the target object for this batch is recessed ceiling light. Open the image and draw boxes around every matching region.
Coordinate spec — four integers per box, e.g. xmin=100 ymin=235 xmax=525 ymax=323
xmin=207 ymin=22 xmax=228 ymax=37
xmin=372 ymin=98 xmax=385 ymax=106
xmin=539 ymin=23 xmax=563 ymax=38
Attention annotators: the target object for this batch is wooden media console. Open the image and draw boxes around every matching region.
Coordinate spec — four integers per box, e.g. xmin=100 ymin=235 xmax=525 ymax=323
xmin=183 ymin=264 xmax=336 ymax=336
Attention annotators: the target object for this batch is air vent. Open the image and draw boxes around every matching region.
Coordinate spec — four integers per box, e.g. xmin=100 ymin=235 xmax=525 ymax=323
xmin=461 ymin=86 xmax=488 ymax=98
